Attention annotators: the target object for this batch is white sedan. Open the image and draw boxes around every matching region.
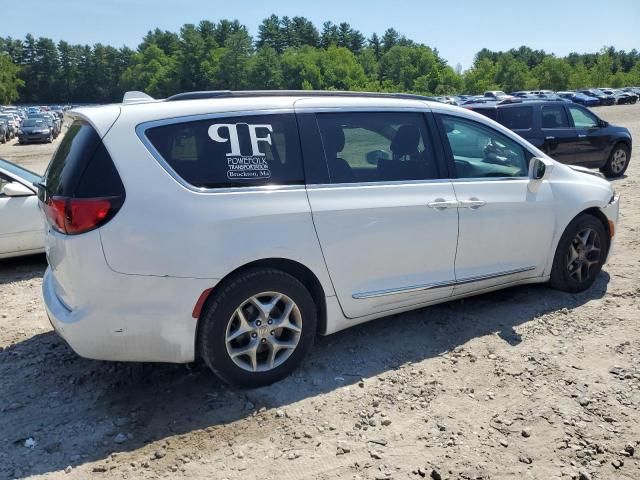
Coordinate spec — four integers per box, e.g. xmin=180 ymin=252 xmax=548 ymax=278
xmin=0 ymin=158 xmax=45 ymax=259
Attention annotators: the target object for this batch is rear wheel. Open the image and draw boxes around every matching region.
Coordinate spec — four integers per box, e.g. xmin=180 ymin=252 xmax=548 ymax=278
xmin=601 ymin=143 xmax=630 ymax=178
xmin=549 ymin=214 xmax=608 ymax=293
xmin=199 ymin=268 xmax=317 ymax=388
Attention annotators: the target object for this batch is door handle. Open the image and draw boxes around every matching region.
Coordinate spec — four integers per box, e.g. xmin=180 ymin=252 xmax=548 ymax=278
xmin=427 ymin=199 xmax=459 ymax=210
xmin=578 ymin=134 xmax=587 ymax=138
xmin=545 ymin=136 xmax=555 ymax=140
xmin=459 ymin=198 xmax=487 ymax=209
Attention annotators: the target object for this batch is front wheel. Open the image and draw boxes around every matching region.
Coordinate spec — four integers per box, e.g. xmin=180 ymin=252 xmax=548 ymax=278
xmin=199 ymin=268 xmax=317 ymax=388
xmin=549 ymin=214 xmax=608 ymax=293
xmin=601 ymin=143 xmax=630 ymax=178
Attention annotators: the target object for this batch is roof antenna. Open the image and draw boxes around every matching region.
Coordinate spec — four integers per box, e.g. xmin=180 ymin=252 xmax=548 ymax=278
xmin=123 ymin=91 xmax=155 ymax=104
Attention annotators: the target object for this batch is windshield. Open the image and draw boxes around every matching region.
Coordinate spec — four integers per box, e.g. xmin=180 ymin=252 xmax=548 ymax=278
xmin=23 ymin=119 xmax=46 ymax=127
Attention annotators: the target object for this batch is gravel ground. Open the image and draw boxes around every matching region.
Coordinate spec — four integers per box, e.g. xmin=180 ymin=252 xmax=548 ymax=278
xmin=0 ymin=106 xmax=639 ymax=480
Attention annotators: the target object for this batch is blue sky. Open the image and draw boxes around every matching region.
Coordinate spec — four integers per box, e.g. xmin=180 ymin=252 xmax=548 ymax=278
xmin=4 ymin=0 xmax=639 ymax=68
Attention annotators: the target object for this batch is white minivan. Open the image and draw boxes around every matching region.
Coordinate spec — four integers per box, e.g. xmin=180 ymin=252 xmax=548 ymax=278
xmin=39 ymin=91 xmax=620 ymax=387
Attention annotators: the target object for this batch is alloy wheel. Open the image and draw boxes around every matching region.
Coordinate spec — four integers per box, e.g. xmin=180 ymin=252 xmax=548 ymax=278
xmin=566 ymin=227 xmax=602 ymax=283
xmin=610 ymin=148 xmax=627 ymax=175
xmin=225 ymin=292 xmax=302 ymax=372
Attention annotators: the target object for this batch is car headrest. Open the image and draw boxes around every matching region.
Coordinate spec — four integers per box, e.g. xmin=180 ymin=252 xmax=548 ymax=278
xmin=391 ymin=125 xmax=420 ymax=156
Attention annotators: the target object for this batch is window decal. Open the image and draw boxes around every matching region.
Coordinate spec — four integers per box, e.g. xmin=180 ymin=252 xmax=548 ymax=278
xmin=208 ymin=123 xmax=274 ymax=180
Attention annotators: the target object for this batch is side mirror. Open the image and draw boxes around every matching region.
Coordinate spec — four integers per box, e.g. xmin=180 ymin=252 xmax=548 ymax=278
xmin=2 ymin=181 xmax=35 ymax=197
xmin=599 ymin=119 xmax=609 ymax=128
xmin=366 ymin=150 xmax=390 ymax=165
xmin=529 ymin=157 xmax=548 ymax=181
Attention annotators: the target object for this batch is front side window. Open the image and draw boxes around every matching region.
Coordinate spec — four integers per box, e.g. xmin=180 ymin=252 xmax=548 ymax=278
xmin=315 ymin=112 xmax=439 ymax=184
xmin=568 ymin=106 xmax=599 ymax=128
xmin=440 ymin=115 xmax=528 ymax=179
xmin=145 ymin=114 xmax=303 ymax=188
xmin=541 ymin=105 xmax=570 ymax=128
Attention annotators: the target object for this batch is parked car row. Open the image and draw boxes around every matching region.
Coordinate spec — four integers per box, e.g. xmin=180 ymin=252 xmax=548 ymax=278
xmin=435 ymin=87 xmax=640 ymax=108
xmin=0 ymin=105 xmax=69 ymax=144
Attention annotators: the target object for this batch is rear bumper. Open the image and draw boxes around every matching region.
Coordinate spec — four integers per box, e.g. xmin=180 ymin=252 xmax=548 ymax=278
xmin=43 ymin=265 xmax=216 ymax=364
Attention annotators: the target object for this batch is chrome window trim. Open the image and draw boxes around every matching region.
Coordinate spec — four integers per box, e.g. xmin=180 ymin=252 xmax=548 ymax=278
xmin=293 ymin=106 xmax=431 ymax=114
xmin=449 ymin=176 xmax=529 ymax=183
xmin=352 ymin=266 xmax=537 ymax=299
xmin=135 ymin=109 xmax=305 ymax=195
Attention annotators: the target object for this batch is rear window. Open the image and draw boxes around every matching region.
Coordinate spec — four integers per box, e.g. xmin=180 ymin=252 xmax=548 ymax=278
xmin=44 ymin=120 xmax=123 ymax=198
xmin=144 ymin=114 xmax=303 ymax=188
xmin=496 ymin=106 xmax=533 ymax=130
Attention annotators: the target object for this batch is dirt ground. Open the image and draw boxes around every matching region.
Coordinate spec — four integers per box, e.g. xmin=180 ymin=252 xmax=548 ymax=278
xmin=0 ymin=106 xmax=639 ymax=480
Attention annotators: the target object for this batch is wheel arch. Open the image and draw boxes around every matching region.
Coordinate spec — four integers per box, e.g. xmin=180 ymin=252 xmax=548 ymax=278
xmin=545 ymin=205 xmax=613 ymax=278
xmin=580 ymin=206 xmax=612 ymax=241
xmin=609 ymin=138 xmax=632 ymax=158
xmin=194 ymin=258 xmax=328 ymax=359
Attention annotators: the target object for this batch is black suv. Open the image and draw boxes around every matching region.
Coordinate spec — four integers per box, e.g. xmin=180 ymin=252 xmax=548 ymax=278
xmin=464 ymin=100 xmax=632 ymax=177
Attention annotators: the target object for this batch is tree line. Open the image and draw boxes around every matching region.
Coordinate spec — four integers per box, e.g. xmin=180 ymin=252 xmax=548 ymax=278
xmin=1 ymin=15 xmax=639 ymax=104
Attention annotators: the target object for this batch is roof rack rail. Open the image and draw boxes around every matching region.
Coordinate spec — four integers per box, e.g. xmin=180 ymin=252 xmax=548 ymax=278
xmin=165 ymin=90 xmax=435 ymax=102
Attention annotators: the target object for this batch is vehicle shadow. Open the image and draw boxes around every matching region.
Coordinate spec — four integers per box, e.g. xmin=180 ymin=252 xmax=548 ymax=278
xmin=0 ymin=273 xmax=610 ymax=478
xmin=0 ymin=254 xmax=47 ymax=285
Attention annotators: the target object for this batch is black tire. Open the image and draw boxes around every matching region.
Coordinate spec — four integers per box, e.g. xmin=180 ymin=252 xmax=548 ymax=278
xmin=199 ymin=268 xmax=317 ymax=388
xmin=549 ymin=213 xmax=608 ymax=293
xmin=600 ymin=143 xmax=630 ymax=178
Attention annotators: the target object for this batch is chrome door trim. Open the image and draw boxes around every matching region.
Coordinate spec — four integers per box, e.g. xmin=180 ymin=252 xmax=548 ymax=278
xmin=454 ymin=266 xmax=536 ymax=285
xmin=352 ymin=266 xmax=537 ymax=299
xmin=352 ymin=280 xmax=456 ymax=299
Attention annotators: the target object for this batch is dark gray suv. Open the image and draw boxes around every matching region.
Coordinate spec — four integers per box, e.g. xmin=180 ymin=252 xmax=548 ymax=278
xmin=465 ymin=100 xmax=632 ymax=177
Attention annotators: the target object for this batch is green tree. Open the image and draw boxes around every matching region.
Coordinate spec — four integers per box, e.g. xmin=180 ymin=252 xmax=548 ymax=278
xmin=257 ymin=14 xmax=285 ymax=53
xmin=248 ymin=46 xmax=283 ymax=89
xmin=0 ymin=54 xmax=24 ymax=103
xmin=568 ymin=63 xmax=591 ymax=89
xmin=494 ymin=54 xmax=530 ymax=92
xmin=321 ymin=45 xmax=366 ymax=90
xmin=532 ymin=56 xmax=571 ymax=90
xmin=463 ymin=58 xmax=498 ymax=93
xmin=120 ymin=44 xmax=179 ymax=97
xmin=215 ymin=31 xmax=253 ymax=89
xmin=591 ymin=49 xmax=613 ymax=87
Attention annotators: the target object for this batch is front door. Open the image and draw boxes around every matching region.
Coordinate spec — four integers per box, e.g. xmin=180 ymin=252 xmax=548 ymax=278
xmin=0 ymin=174 xmax=43 ymax=256
xmin=298 ymin=107 xmax=459 ymax=318
xmin=540 ymin=104 xmax=578 ymax=164
xmin=567 ymin=104 xmax=611 ymax=166
xmin=435 ymin=113 xmax=555 ymax=295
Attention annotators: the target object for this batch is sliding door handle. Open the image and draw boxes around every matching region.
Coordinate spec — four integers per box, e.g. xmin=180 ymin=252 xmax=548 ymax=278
xmin=459 ymin=198 xmax=486 ymax=209
xmin=427 ymin=199 xmax=459 ymax=210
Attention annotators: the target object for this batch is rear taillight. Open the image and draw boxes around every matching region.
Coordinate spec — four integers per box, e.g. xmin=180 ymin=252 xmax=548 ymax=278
xmin=43 ymin=196 xmax=123 ymax=235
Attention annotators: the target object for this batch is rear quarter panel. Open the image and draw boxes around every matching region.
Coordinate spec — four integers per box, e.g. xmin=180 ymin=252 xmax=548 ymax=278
xmin=97 ymin=106 xmax=335 ymax=296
